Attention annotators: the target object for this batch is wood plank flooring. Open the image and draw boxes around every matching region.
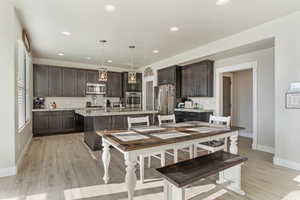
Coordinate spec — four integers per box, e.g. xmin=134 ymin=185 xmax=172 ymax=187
xmin=0 ymin=133 xmax=299 ymax=200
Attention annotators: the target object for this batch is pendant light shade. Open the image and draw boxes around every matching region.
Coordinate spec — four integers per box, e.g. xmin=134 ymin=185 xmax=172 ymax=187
xmin=128 ymin=45 xmax=137 ymax=84
xmin=98 ymin=40 xmax=108 ymax=82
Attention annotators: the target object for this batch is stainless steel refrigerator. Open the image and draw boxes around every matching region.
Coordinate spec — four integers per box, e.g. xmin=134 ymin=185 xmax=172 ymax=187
xmin=155 ymin=84 xmax=175 ymax=115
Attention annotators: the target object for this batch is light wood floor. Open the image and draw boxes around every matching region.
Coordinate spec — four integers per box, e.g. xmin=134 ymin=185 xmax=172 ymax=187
xmin=0 ymin=133 xmax=299 ymax=200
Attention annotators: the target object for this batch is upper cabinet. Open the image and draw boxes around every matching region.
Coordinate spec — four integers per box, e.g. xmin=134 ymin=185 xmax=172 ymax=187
xmin=123 ymin=72 xmax=142 ymax=93
xmin=181 ymin=60 xmax=214 ymax=97
xmin=48 ymin=67 xmax=62 ymax=97
xmin=157 ymin=66 xmax=182 ymax=98
xmin=86 ymin=70 xmax=99 ymax=84
xmin=107 ymin=72 xmax=122 ymax=97
xmin=34 ymin=65 xmax=49 ymax=97
xmin=34 ymin=65 xmax=87 ymax=97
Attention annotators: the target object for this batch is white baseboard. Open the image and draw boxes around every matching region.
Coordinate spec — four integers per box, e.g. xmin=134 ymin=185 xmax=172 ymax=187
xmin=274 ymin=157 xmax=300 ymax=171
xmin=0 ymin=166 xmax=16 ymax=177
xmin=239 ymin=132 xmax=253 ymax=138
xmin=16 ymin=134 xmax=33 ymax=172
xmin=253 ymin=144 xmax=275 ymax=154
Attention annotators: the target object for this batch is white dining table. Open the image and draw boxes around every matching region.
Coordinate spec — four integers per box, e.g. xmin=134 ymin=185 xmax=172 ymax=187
xmin=97 ymin=123 xmax=245 ymax=200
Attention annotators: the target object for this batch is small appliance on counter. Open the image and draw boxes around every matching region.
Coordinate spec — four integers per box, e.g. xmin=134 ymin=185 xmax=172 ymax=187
xmin=33 ymin=97 xmax=45 ymax=109
xmin=177 ymin=102 xmax=185 ymax=108
xmin=184 ymin=100 xmax=193 ymax=109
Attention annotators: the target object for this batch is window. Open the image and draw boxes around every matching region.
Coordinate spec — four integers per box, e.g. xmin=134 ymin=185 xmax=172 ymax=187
xmin=18 ymin=41 xmax=31 ymax=130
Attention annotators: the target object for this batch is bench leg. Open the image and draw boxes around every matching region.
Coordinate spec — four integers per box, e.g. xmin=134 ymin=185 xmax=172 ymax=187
xmin=164 ymin=180 xmax=185 ymax=200
xmin=174 ymin=148 xmax=178 ymax=163
xmin=139 ymin=155 xmax=145 ymax=184
xmin=224 ymin=164 xmax=245 ymax=196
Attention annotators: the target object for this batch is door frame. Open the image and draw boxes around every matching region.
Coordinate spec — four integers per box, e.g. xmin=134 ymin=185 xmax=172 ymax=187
xmin=222 ymin=73 xmax=233 ymax=117
xmin=216 ymin=61 xmax=258 ymax=150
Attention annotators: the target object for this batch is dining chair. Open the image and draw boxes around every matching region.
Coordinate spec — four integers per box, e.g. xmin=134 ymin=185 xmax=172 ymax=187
xmin=158 ymin=114 xmax=194 ymax=163
xmin=127 ymin=116 xmax=165 ymax=184
xmin=194 ymin=115 xmax=231 ymax=156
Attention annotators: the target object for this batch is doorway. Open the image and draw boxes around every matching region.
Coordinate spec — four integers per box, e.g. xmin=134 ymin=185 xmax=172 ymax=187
xmin=216 ymin=61 xmax=258 ymax=149
xmin=222 ymin=75 xmax=232 ymax=117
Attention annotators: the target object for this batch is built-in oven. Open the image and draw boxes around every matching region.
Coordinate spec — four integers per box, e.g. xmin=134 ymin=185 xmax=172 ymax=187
xmin=125 ymin=92 xmax=142 ymax=109
xmin=86 ymin=83 xmax=106 ymax=95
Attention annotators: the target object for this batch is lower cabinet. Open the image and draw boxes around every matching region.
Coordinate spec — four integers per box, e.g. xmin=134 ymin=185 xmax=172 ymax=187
xmin=33 ymin=111 xmax=83 ymax=136
xmin=175 ymin=111 xmax=212 ymax=123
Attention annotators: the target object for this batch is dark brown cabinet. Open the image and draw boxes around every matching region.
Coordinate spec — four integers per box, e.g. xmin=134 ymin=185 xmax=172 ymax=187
xmin=33 ymin=111 xmax=83 ymax=136
xmin=48 ymin=112 xmax=62 ymax=133
xmin=62 ymin=111 xmax=76 ymax=132
xmin=86 ymin=70 xmax=99 ymax=84
xmin=34 ymin=65 xmax=49 ymax=97
xmin=76 ymin=70 xmax=86 ymax=97
xmin=123 ymin=72 xmax=142 ymax=94
xmin=62 ymin=69 xmax=77 ymax=97
xmin=107 ymin=72 xmax=122 ymax=97
xmin=157 ymin=66 xmax=182 ymax=98
xmin=181 ymin=60 xmax=214 ymax=97
xmin=175 ymin=111 xmax=212 ymax=123
xmin=48 ymin=67 xmax=62 ymax=97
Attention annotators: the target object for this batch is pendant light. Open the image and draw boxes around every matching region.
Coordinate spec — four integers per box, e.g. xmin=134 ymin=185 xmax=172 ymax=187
xmin=128 ymin=45 xmax=137 ymax=84
xmin=98 ymin=40 xmax=108 ymax=82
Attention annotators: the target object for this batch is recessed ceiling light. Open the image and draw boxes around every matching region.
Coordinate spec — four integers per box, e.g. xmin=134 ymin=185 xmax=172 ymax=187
xmin=105 ymin=4 xmax=116 ymax=12
xmin=107 ymin=60 xmax=112 ymax=63
xmin=170 ymin=26 xmax=179 ymax=32
xmin=153 ymin=50 xmax=159 ymax=54
xmin=86 ymin=57 xmax=91 ymax=60
xmin=58 ymin=53 xmax=64 ymax=56
xmin=62 ymin=31 xmax=71 ymax=36
xmin=216 ymin=0 xmax=230 ymax=6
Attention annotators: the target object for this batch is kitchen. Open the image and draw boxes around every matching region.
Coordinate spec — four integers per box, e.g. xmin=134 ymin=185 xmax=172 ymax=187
xmin=32 ymin=59 xmax=214 ymax=151
xmin=2 ymin=1 xmax=300 ymax=200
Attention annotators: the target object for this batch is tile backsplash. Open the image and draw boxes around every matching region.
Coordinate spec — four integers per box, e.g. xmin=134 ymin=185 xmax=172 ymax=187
xmin=189 ymin=97 xmax=216 ymax=110
xmin=44 ymin=96 xmax=120 ymax=109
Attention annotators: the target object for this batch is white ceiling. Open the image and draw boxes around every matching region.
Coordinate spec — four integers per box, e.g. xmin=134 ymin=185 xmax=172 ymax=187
xmin=15 ymin=0 xmax=300 ymax=69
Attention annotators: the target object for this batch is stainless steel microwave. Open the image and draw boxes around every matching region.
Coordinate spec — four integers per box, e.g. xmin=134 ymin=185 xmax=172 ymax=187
xmin=86 ymin=83 xmax=106 ymax=95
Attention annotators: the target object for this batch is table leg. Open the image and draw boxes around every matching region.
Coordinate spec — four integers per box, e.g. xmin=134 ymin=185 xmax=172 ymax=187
xmin=174 ymin=148 xmax=178 ymax=163
xmin=125 ymin=153 xmax=137 ymax=200
xmin=102 ymin=140 xmax=111 ymax=184
xmin=139 ymin=155 xmax=145 ymax=184
xmin=161 ymin=151 xmax=166 ymax=167
xmin=189 ymin=145 xmax=194 ymax=159
xmin=224 ymin=133 xmax=245 ymax=195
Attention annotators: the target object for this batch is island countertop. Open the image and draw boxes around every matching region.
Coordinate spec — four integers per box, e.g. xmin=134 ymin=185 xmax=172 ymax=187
xmin=75 ymin=109 xmax=159 ymax=117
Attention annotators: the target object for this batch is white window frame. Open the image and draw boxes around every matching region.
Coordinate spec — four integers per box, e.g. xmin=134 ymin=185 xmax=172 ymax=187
xmin=18 ymin=41 xmax=31 ymax=132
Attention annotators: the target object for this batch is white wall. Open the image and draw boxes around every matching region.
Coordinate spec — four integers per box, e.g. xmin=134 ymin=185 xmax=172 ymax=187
xmin=0 ymin=0 xmax=17 ymax=176
xmin=140 ymin=12 xmax=300 ymax=170
xmin=14 ymin=12 xmax=33 ymax=168
xmin=232 ymin=70 xmax=253 ymax=136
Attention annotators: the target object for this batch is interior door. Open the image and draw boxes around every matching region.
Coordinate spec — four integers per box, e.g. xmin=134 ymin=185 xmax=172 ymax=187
xmin=223 ymin=76 xmax=232 ymax=117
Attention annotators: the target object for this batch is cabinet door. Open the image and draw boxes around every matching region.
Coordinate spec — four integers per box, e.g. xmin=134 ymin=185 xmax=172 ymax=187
xmin=62 ymin=111 xmax=76 ymax=132
xmin=33 ymin=65 xmax=49 ymax=97
xmin=48 ymin=111 xmax=62 ymax=133
xmin=76 ymin=70 xmax=86 ymax=97
xmin=158 ymin=67 xmax=176 ymax=85
xmin=107 ymin=72 xmax=122 ymax=97
xmin=48 ymin=67 xmax=62 ymax=97
xmin=181 ymin=67 xmax=193 ymax=97
xmin=62 ymin=69 xmax=77 ymax=97
xmin=86 ymin=70 xmax=99 ymax=83
xmin=111 ymin=115 xmax=127 ymax=130
xmin=33 ymin=112 xmax=49 ymax=135
xmin=94 ymin=116 xmax=111 ymax=130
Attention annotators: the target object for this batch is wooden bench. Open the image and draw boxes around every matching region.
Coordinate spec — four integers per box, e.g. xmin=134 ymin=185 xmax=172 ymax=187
xmin=155 ymin=151 xmax=248 ymax=200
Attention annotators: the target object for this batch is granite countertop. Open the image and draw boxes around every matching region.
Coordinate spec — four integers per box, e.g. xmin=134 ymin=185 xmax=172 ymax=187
xmin=75 ymin=109 xmax=159 ymax=117
xmin=32 ymin=107 xmax=103 ymax=112
xmin=174 ymin=108 xmax=214 ymax=113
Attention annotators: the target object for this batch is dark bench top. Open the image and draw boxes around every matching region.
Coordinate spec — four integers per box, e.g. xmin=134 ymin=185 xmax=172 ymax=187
xmin=155 ymin=151 xmax=248 ymax=188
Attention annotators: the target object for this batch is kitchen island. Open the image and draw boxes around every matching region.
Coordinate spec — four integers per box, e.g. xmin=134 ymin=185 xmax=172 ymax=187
xmin=75 ymin=109 xmax=158 ymax=151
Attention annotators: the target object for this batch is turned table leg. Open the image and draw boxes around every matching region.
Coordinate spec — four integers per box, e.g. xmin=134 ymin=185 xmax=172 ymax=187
xmin=224 ymin=133 xmax=245 ymax=195
xmin=125 ymin=153 xmax=137 ymax=200
xmin=102 ymin=140 xmax=111 ymax=184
